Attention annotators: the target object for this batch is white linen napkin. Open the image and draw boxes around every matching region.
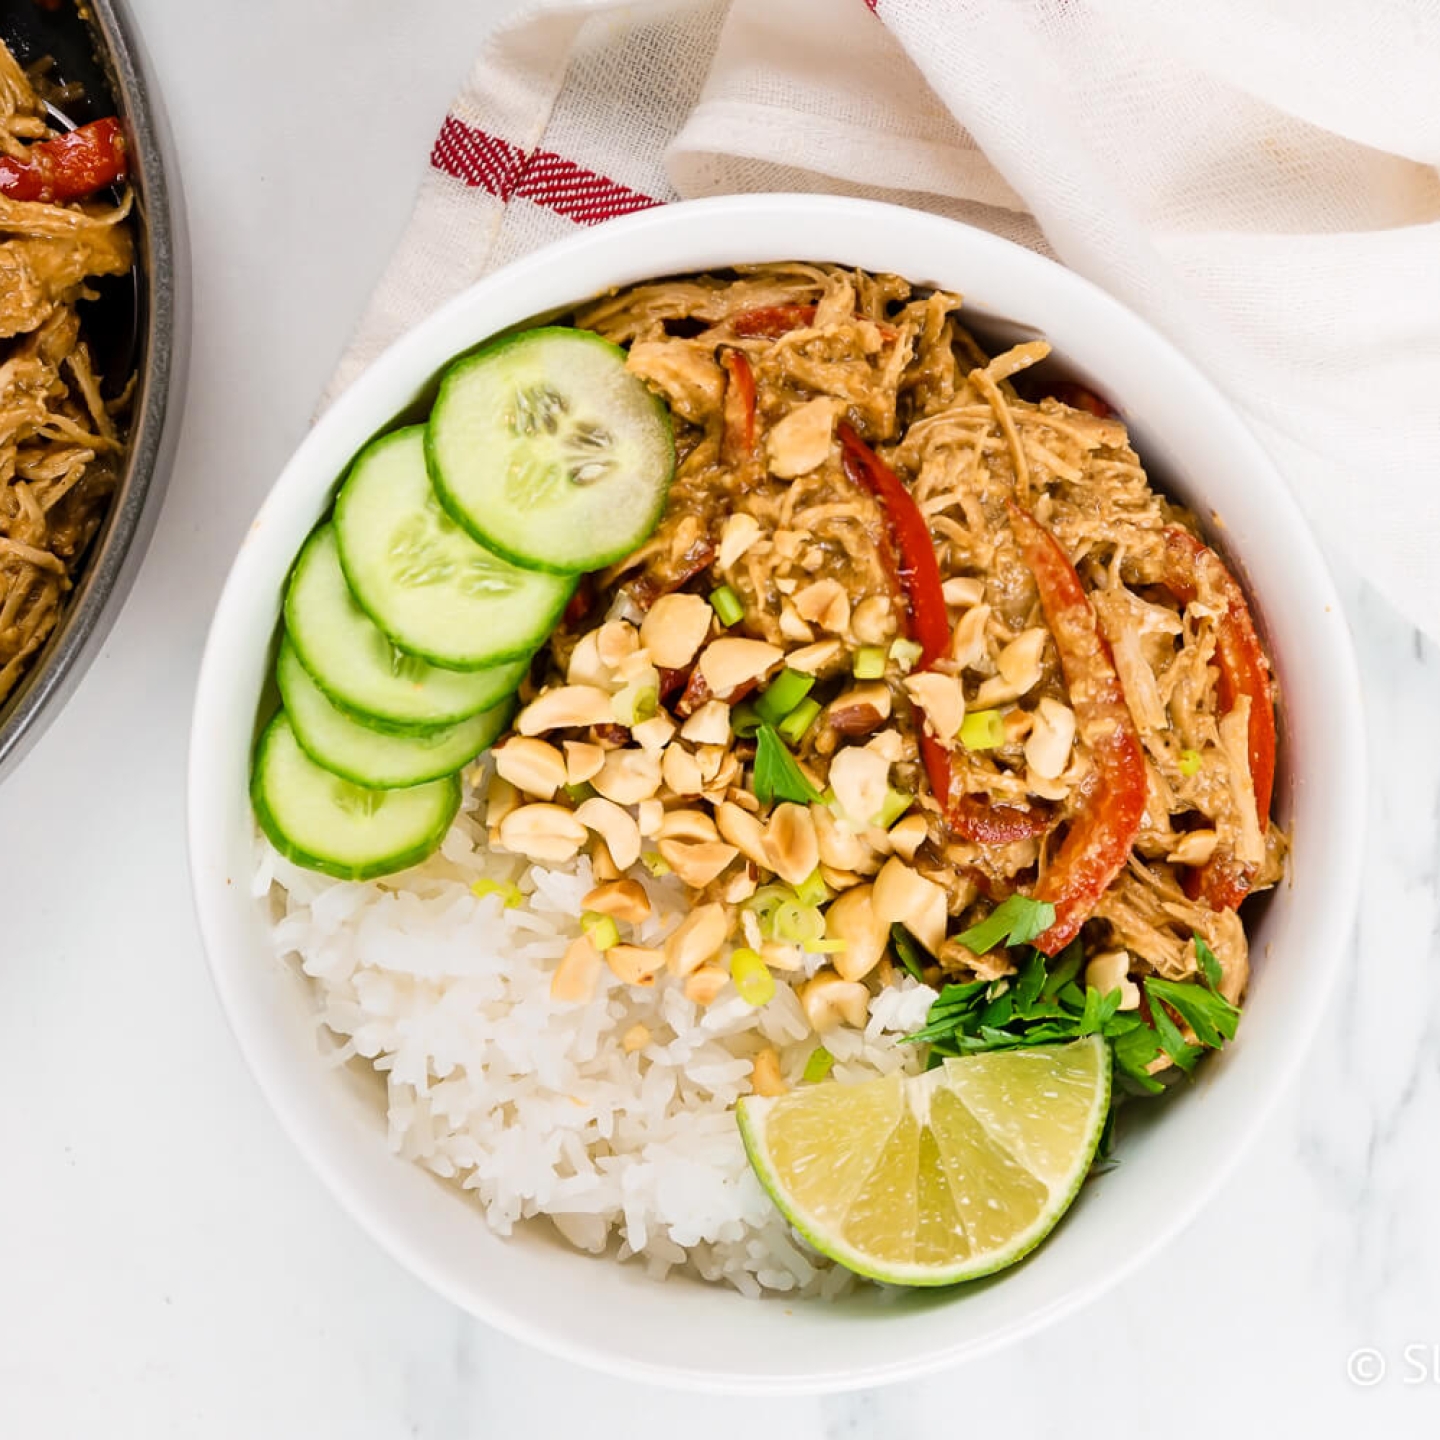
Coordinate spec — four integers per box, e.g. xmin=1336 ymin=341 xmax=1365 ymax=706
xmin=332 ymin=0 xmax=1440 ymax=639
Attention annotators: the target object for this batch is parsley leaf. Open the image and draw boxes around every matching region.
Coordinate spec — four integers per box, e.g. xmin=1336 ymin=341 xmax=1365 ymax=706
xmin=1195 ymin=934 xmax=1223 ymax=991
xmin=955 ymin=894 xmax=1057 ymax=954
xmin=1145 ymin=976 xmax=1240 ymax=1049
xmin=752 ymin=724 xmax=822 ymax=805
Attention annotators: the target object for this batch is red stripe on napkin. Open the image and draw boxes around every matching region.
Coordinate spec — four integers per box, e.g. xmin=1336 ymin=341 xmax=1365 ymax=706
xmin=430 ymin=116 xmax=661 ymax=225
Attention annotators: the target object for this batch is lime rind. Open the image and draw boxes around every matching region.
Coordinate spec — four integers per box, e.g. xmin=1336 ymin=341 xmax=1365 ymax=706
xmin=736 ymin=1035 xmax=1110 ymax=1287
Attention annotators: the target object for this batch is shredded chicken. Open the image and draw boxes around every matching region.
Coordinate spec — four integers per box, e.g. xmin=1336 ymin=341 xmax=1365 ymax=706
xmin=0 ymin=45 xmax=132 ymax=705
xmin=489 ymin=263 xmax=1287 ymax=1057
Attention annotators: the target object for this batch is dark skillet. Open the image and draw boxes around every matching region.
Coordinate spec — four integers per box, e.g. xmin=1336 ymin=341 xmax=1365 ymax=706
xmin=0 ymin=0 xmax=185 ymax=782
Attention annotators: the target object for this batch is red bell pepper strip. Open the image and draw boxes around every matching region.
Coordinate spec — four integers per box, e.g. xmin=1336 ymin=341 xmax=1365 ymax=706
xmin=1160 ymin=526 xmax=1277 ymax=910
xmin=720 ymin=349 xmax=756 ymax=460
xmin=1007 ymin=501 xmax=1147 ymax=955
xmin=729 ymin=303 xmax=898 ymax=343
xmin=730 ymin=304 xmax=819 ymax=338
xmin=0 ymin=117 xmax=127 ymax=203
xmin=1047 ymin=382 xmax=1113 ymax=419
xmin=838 ymin=424 xmax=1048 ymax=845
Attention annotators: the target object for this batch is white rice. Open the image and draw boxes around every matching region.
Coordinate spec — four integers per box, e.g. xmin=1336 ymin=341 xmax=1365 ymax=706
xmin=255 ymin=783 xmax=936 ymax=1297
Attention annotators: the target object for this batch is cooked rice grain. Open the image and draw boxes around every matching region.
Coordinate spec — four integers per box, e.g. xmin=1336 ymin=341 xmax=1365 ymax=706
xmin=255 ymin=789 xmax=935 ymax=1297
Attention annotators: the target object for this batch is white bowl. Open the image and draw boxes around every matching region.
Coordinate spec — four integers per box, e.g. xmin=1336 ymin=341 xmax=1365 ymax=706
xmin=189 ymin=195 xmax=1365 ymax=1393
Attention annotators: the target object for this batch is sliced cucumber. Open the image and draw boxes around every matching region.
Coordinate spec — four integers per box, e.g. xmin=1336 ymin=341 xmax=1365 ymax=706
xmin=285 ymin=525 xmax=526 ymax=735
xmin=334 ymin=427 xmax=575 ymax=671
xmin=426 ymin=326 xmax=674 ymax=574
xmin=277 ymin=637 xmax=512 ymax=788
xmin=252 ymin=712 xmax=460 ymax=881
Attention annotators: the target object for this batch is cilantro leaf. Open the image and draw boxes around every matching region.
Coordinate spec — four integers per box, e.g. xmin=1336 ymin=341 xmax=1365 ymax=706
xmin=1077 ymin=985 xmax=1122 ymax=1036
xmin=1147 ymin=993 xmax=1201 ymax=1072
xmin=1145 ymin=976 xmax=1240 ymax=1049
xmin=955 ymin=894 xmax=1057 ymax=954
xmin=890 ymin=924 xmax=927 ymax=982
xmin=1194 ymin=934 xmax=1223 ymax=991
xmin=1014 ymin=949 xmax=1047 ymax=1013
xmin=1110 ymin=1024 xmax=1165 ymax=1093
xmin=1040 ymin=939 xmax=1085 ymax=1000
xmin=752 ymin=724 xmax=822 ymax=805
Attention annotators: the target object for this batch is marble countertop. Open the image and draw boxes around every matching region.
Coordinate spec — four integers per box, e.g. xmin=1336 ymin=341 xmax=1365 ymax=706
xmin=2 ymin=1 xmax=1437 ymax=1433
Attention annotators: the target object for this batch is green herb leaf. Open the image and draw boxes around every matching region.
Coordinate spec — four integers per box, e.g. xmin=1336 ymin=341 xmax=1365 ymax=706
xmin=1145 ymin=976 xmax=1240 ymax=1049
xmin=890 ymin=924 xmax=927 ymax=982
xmin=1111 ymin=1021 xmax=1164 ymax=1082
xmin=1147 ymin=993 xmax=1201 ymax=1072
xmin=1014 ymin=949 xmax=1047 ymax=1013
xmin=752 ymin=724 xmax=822 ymax=806
xmin=1194 ymin=934 xmax=1223 ymax=991
xmin=955 ymin=894 xmax=1057 ymax=955
xmin=1040 ymin=939 xmax=1085 ymax=1000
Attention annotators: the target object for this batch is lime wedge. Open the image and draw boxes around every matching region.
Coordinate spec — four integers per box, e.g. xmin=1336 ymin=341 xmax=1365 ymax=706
xmin=736 ymin=1035 xmax=1110 ymax=1286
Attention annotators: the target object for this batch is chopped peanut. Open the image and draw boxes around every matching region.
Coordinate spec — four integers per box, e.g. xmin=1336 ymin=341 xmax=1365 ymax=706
xmin=680 ymin=700 xmax=731 ymax=745
xmin=517 ymin=685 xmax=615 ymax=735
xmin=718 ymin=512 xmax=762 ymax=569
xmin=872 ymin=856 xmax=947 ymax=955
xmin=683 ymin=964 xmax=730 ymax=1007
xmin=583 ymin=879 xmax=652 ymax=925
xmin=563 ymin=740 xmax=605 ymax=785
xmin=574 ymin=796 xmax=642 ymax=870
xmin=657 ymin=838 xmax=739 ymax=889
xmin=640 ymin=593 xmax=714 ymax=670
xmin=498 ymin=804 xmax=588 ymax=864
xmin=591 ymin=747 xmax=663 ymax=805
xmin=800 ymin=971 xmax=869 ymax=1032
xmin=750 ymin=1047 xmax=789 ymax=1097
xmin=551 ymin=935 xmax=603 ymax=1004
xmin=664 ymin=902 xmax=729 ymax=977
xmin=825 ymin=884 xmax=887 ymax=983
xmin=606 ymin=944 xmax=665 ymax=987
xmin=493 ymin=737 xmax=568 ymax=800
xmin=697 ymin=637 xmax=783 ymax=695
xmin=793 ymin=579 xmax=849 ymax=633
xmin=765 ymin=803 xmax=820 ymax=887
xmin=903 ymin=672 xmax=965 ymax=743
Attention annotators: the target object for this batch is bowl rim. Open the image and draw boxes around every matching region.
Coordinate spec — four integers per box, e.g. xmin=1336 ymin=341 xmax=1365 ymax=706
xmin=0 ymin=0 xmax=186 ymax=781
xmin=188 ymin=193 xmax=1366 ymax=1392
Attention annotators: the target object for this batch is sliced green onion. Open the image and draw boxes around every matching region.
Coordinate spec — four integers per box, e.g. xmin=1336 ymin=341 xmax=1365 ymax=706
xmin=1178 ymin=748 xmax=1203 ymax=777
xmin=709 ymin=585 xmax=744 ymax=627
xmin=579 ymin=912 xmax=620 ymax=951
xmin=774 ymin=901 xmax=826 ymax=947
xmin=873 ymin=787 xmax=913 ymax=829
xmin=960 ymin=708 xmax=1006 ymax=750
xmin=809 ymin=937 xmax=848 ymax=954
xmin=729 ymin=948 xmax=775 ymax=1007
xmin=889 ymin=638 xmax=924 ymax=672
xmin=793 ymin=869 xmax=831 ymax=908
xmin=731 ymin=701 xmax=762 ymax=738
xmin=564 ymin=780 xmax=597 ymax=803
xmin=802 ymin=1046 xmax=835 ymax=1083
xmin=756 ymin=668 xmax=815 ymax=726
xmin=745 ymin=884 xmax=793 ymax=936
xmin=853 ymin=646 xmax=887 ymax=680
xmin=471 ymin=878 xmax=523 ymax=908
xmin=778 ymin=696 xmax=821 ymax=746
xmin=612 ymin=675 xmax=659 ymax=726
xmin=640 ymin=851 xmax=671 ymax=877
